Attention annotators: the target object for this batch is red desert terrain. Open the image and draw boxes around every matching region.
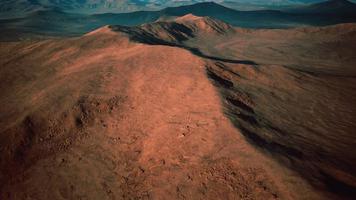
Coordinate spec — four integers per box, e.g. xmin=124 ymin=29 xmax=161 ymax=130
xmin=0 ymin=14 xmax=355 ymax=199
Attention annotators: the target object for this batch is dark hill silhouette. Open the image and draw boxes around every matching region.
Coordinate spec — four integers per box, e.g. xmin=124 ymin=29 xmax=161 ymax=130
xmin=287 ymin=0 xmax=356 ymax=16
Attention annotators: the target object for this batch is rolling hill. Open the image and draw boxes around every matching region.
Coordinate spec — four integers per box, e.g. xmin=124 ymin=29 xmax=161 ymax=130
xmin=1 ymin=14 xmax=356 ymax=199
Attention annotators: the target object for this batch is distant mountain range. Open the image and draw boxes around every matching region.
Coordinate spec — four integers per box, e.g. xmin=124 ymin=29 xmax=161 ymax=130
xmin=1 ymin=0 xmax=356 ymax=40
xmin=2 ymin=0 xmax=356 ymax=18
xmin=287 ymin=0 xmax=356 ymax=15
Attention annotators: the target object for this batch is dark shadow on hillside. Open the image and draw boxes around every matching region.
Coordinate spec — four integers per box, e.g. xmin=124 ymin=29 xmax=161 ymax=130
xmin=206 ymin=63 xmax=356 ymax=200
xmin=109 ymin=25 xmax=257 ymax=65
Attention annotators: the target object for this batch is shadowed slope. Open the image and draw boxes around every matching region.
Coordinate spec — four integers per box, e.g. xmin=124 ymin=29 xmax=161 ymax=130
xmin=108 ymin=14 xmax=255 ymax=65
xmin=109 ymin=14 xmax=234 ymax=43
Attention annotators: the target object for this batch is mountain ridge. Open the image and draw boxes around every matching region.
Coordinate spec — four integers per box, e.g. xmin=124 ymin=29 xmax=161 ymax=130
xmin=1 ymin=1 xmax=356 ymax=41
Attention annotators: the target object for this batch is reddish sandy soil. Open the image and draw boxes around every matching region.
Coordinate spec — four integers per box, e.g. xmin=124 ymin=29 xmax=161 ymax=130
xmin=0 ymin=15 xmax=355 ymax=199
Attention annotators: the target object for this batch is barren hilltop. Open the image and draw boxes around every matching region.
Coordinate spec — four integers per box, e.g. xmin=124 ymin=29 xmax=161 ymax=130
xmin=0 ymin=14 xmax=356 ymax=199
